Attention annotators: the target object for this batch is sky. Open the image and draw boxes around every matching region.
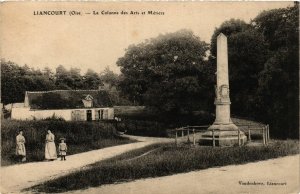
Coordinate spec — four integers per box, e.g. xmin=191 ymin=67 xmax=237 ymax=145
xmin=0 ymin=2 xmax=293 ymax=74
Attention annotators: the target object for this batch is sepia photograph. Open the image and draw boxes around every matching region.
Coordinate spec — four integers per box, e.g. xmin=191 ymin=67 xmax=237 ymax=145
xmin=0 ymin=1 xmax=299 ymax=194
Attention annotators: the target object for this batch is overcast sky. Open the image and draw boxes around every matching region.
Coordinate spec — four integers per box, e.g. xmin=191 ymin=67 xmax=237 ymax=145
xmin=0 ymin=2 xmax=293 ymax=74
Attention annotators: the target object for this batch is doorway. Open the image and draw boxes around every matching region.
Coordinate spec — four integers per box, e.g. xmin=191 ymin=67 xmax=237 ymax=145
xmin=86 ymin=110 xmax=92 ymax=121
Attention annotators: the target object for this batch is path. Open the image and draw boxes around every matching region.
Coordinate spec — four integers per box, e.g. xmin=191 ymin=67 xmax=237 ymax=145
xmin=68 ymin=154 xmax=300 ymax=194
xmin=0 ymin=135 xmax=173 ymax=194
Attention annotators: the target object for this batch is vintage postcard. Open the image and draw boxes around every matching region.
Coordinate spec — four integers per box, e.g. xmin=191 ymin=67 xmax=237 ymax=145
xmin=0 ymin=1 xmax=299 ymax=194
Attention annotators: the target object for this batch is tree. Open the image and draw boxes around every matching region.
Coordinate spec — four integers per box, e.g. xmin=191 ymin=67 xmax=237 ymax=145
xmin=99 ymin=67 xmax=133 ymax=105
xmin=69 ymin=68 xmax=83 ymax=89
xmin=99 ymin=66 xmax=119 ymax=88
xmin=209 ymin=4 xmax=299 ymax=138
xmin=117 ymin=29 xmax=213 ymax=113
xmin=1 ymin=61 xmax=108 ymax=106
xmin=55 ymin=66 xmax=102 ymax=90
xmin=253 ymin=3 xmax=299 ymax=138
xmin=83 ymin=69 xmax=102 ymax=89
xmin=253 ymin=3 xmax=299 ymax=51
xmin=1 ymin=60 xmax=56 ymax=104
xmin=210 ymin=19 xmax=250 ymax=58
xmin=55 ymin=65 xmax=70 ymax=89
xmin=43 ymin=67 xmax=55 ymax=81
xmin=1 ymin=61 xmax=23 ymax=104
xmin=210 ymin=19 xmax=270 ymax=117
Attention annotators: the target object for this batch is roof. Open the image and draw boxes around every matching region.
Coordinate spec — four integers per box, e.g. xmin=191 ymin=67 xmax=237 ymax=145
xmin=26 ymin=90 xmax=112 ymax=110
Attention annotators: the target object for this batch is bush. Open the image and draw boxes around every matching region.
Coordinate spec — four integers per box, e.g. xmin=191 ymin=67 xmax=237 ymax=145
xmin=1 ymin=120 xmax=133 ymax=166
xmin=42 ymin=114 xmax=65 ymax=121
xmin=117 ymin=111 xmax=214 ymax=137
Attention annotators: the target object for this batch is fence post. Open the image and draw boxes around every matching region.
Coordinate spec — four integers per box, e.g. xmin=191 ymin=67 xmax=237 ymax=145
xmin=238 ymin=128 xmax=241 ymax=146
xmin=193 ymin=128 xmax=195 ymax=146
xmin=265 ymin=126 xmax=267 ymax=145
xmin=262 ymin=127 xmax=266 ymax=145
xmin=266 ymin=125 xmax=269 ymax=144
xmin=266 ymin=125 xmax=268 ymax=143
xmin=248 ymin=126 xmax=251 ymax=142
xmin=187 ymin=126 xmax=190 ymax=143
xmin=267 ymin=124 xmax=270 ymax=142
xmin=266 ymin=125 xmax=269 ymax=143
xmin=212 ymin=129 xmax=215 ymax=147
xmin=265 ymin=126 xmax=267 ymax=144
xmin=125 ymin=119 xmax=128 ymax=133
xmin=181 ymin=128 xmax=184 ymax=137
xmin=262 ymin=127 xmax=264 ymax=145
xmin=175 ymin=129 xmax=178 ymax=147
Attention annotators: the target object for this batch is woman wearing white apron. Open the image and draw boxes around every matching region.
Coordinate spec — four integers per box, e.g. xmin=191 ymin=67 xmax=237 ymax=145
xmin=45 ymin=130 xmax=57 ymax=161
xmin=16 ymin=130 xmax=26 ymax=162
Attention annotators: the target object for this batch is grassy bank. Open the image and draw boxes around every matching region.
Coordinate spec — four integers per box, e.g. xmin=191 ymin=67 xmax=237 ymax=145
xmin=1 ymin=120 xmax=135 ymax=166
xmin=116 ymin=111 xmax=214 ymax=137
xmin=30 ymin=140 xmax=299 ymax=193
xmin=115 ymin=110 xmax=265 ymax=138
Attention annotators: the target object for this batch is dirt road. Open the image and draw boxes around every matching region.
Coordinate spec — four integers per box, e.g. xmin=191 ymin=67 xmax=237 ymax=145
xmin=0 ymin=135 xmax=172 ymax=194
xmin=68 ymin=154 xmax=300 ymax=194
xmin=1 ymin=135 xmax=298 ymax=194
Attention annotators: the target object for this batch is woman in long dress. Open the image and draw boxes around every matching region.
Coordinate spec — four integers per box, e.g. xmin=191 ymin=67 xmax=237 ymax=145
xmin=16 ymin=130 xmax=26 ymax=162
xmin=45 ymin=130 xmax=57 ymax=160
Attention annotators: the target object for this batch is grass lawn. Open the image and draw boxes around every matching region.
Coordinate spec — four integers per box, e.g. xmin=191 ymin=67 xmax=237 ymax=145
xmin=30 ymin=139 xmax=299 ymax=193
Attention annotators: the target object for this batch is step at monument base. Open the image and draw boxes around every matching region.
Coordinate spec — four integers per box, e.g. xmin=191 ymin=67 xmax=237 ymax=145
xmin=199 ymin=128 xmax=247 ymax=147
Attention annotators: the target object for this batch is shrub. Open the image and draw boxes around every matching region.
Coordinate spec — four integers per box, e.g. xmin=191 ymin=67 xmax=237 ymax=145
xmin=43 ymin=114 xmax=65 ymax=121
xmin=117 ymin=111 xmax=214 ymax=137
xmin=1 ymin=120 xmax=133 ymax=166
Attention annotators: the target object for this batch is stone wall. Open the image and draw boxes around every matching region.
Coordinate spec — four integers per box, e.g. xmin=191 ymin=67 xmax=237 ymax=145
xmin=11 ymin=107 xmax=114 ymax=121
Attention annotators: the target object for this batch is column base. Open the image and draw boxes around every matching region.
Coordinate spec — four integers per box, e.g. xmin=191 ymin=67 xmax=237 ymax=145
xmin=199 ymin=123 xmax=247 ymax=147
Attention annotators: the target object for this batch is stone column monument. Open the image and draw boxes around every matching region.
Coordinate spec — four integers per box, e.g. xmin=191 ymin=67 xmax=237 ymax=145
xmin=200 ymin=33 xmax=247 ymax=146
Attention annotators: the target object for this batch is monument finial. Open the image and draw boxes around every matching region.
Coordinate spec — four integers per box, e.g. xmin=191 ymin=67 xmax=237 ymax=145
xmin=218 ymin=33 xmax=226 ymax=38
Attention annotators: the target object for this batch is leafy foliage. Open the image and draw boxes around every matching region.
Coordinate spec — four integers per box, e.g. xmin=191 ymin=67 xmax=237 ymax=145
xmin=1 ymin=61 xmax=104 ymax=105
xmin=100 ymin=66 xmax=119 ymax=87
xmin=253 ymin=3 xmax=299 ymax=138
xmin=210 ymin=19 xmax=250 ymax=57
xmin=117 ymin=29 xmax=214 ymax=113
xmin=1 ymin=120 xmax=134 ymax=166
xmin=1 ymin=4 xmax=298 ymax=139
xmin=1 ymin=61 xmax=56 ymax=104
xmin=210 ymin=3 xmax=299 ymax=138
xmin=210 ymin=19 xmax=269 ymax=116
xmin=99 ymin=67 xmax=133 ymax=105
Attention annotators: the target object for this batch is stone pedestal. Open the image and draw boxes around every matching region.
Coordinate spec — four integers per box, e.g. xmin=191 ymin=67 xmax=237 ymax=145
xmin=200 ymin=126 xmax=247 ymax=146
xmin=199 ymin=33 xmax=247 ymax=146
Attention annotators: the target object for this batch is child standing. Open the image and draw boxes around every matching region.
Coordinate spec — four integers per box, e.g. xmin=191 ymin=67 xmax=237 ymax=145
xmin=58 ymin=138 xmax=67 ymax=161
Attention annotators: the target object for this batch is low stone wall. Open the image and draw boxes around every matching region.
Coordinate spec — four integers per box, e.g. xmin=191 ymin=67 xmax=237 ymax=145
xmin=11 ymin=108 xmax=114 ymax=121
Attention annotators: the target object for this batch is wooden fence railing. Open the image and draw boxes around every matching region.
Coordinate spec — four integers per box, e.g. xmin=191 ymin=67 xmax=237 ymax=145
xmin=172 ymin=124 xmax=270 ymax=147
